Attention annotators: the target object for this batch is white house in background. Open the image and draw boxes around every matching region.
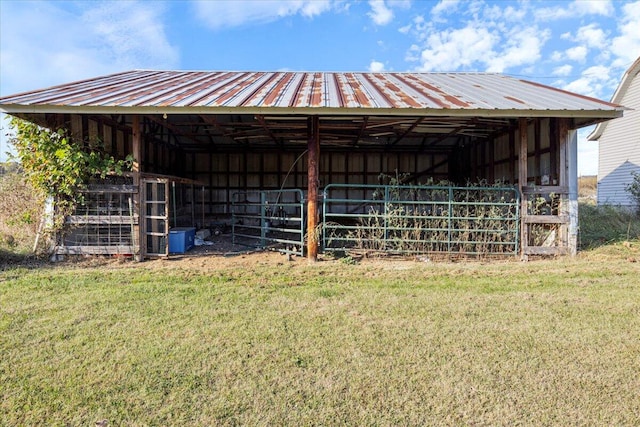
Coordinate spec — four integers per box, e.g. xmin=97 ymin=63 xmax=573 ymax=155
xmin=588 ymin=57 xmax=640 ymax=208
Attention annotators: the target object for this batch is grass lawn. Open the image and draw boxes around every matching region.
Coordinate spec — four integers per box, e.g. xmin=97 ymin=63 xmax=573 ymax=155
xmin=2 ymin=243 xmax=640 ymax=426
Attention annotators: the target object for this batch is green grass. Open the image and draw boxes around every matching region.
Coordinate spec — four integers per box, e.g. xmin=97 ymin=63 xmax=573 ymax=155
xmin=2 ymin=244 xmax=640 ymax=426
xmin=579 ymin=203 xmax=640 ymax=248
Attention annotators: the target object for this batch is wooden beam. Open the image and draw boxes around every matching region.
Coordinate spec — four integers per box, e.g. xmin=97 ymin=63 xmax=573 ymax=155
xmin=255 ymin=115 xmax=281 ymax=146
xmin=353 ymin=116 xmax=369 ymax=146
xmin=557 ymin=118 xmax=576 ymax=255
xmin=523 ymin=246 xmax=570 ymax=256
xmin=132 ymin=115 xmax=144 ymax=261
xmin=521 ymin=186 xmax=568 ymax=195
xmin=518 ymin=118 xmax=528 ymax=259
xmin=307 ymin=116 xmax=320 ymax=262
xmin=558 ymin=118 xmax=569 ymax=188
xmin=425 ymin=123 xmax=469 ymax=147
xmin=523 ymin=215 xmax=569 ymax=224
xmin=391 ymin=117 xmax=426 ymax=145
xmin=145 ymin=115 xmax=207 ymax=147
xmin=132 ymin=115 xmax=142 ymax=174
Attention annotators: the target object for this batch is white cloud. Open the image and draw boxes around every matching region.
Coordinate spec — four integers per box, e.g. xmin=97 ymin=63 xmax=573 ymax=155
xmin=553 ymin=64 xmax=573 ymax=76
xmin=192 ymin=0 xmax=333 ymax=29
xmin=417 ymin=23 xmax=497 ymax=71
xmin=300 ymin=0 xmax=333 ymax=16
xmin=610 ymin=1 xmax=640 ymax=68
xmin=399 ymin=24 xmax=411 ymax=34
xmin=83 ymin=2 xmax=179 ymax=70
xmin=0 ymin=1 xmax=178 ymax=161
xmin=368 ymin=0 xmax=394 ymax=25
xmin=563 ymin=65 xmax=612 ymax=98
xmin=431 ymin=0 xmax=460 ymax=17
xmin=485 ymin=26 xmax=550 ymax=73
xmin=369 ymin=60 xmax=386 ymax=72
xmin=551 ymin=51 xmax=563 ymax=62
xmin=566 ymin=45 xmax=588 ymax=62
xmin=572 ymin=0 xmax=614 ymax=17
xmin=387 ymin=0 xmax=412 ymax=9
xmin=575 ymin=24 xmax=607 ymax=49
xmin=0 ymin=1 xmax=177 ymax=96
xmin=503 ymin=5 xmax=526 ymax=21
xmin=405 ymin=44 xmax=421 ymax=62
xmin=535 ymin=0 xmax=613 ymax=21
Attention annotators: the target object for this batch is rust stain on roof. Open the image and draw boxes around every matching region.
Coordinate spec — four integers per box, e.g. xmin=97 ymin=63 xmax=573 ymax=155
xmin=504 ymin=96 xmax=526 ymax=105
xmin=0 ymin=70 xmax=624 ymax=114
xmin=345 ymin=73 xmax=372 ymax=108
xmin=261 ymin=72 xmax=296 ymax=106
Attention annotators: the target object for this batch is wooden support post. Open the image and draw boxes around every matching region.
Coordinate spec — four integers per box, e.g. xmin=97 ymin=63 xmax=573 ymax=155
xmin=558 ymin=118 xmax=577 ymax=255
xmin=557 ymin=118 xmax=568 ymax=250
xmin=307 ymin=116 xmax=320 ymax=262
xmin=132 ymin=115 xmax=144 ymax=261
xmin=518 ymin=118 xmax=529 ymax=258
xmin=558 ymin=118 xmax=568 ymax=189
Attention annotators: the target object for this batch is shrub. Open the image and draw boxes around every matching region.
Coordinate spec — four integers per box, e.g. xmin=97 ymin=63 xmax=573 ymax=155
xmin=0 ymin=171 xmax=43 ymax=254
xmin=625 ymin=171 xmax=640 ymax=215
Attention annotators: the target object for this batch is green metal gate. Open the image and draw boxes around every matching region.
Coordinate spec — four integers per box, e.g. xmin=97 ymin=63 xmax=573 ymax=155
xmin=322 ymin=184 xmax=520 ymax=256
xmin=232 ymin=189 xmax=305 ymax=256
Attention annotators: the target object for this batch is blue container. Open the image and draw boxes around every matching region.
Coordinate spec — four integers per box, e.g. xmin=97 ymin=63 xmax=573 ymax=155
xmin=168 ymin=227 xmax=196 ymax=254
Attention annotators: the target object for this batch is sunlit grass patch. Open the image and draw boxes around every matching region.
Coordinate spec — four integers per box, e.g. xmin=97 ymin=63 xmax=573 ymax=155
xmin=2 ymin=247 xmax=640 ymax=425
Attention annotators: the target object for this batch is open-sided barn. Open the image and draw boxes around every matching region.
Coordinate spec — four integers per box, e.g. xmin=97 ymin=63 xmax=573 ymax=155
xmin=0 ymin=70 xmax=625 ymax=260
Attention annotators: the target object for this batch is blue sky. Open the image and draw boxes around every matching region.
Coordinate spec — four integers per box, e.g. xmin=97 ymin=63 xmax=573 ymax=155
xmin=1 ymin=0 xmax=639 ymax=175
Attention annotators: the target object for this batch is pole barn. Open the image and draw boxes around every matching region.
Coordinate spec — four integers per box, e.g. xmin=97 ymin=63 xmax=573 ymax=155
xmin=0 ymin=71 xmax=625 ymax=260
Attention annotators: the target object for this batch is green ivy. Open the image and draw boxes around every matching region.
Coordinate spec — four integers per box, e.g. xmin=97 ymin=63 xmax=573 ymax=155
xmin=8 ymin=116 xmax=133 ymax=221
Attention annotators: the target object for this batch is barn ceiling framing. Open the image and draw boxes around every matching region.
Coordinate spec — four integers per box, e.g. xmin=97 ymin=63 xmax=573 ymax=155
xmin=135 ymin=113 xmax=515 ymax=153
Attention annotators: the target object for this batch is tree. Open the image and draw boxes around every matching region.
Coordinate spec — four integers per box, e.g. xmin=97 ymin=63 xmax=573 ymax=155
xmin=625 ymin=171 xmax=640 ymax=215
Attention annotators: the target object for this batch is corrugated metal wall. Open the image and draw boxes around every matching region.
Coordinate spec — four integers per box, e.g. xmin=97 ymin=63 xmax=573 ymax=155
xmin=598 ymin=74 xmax=640 ymax=207
xmin=184 ymin=150 xmax=450 ymax=214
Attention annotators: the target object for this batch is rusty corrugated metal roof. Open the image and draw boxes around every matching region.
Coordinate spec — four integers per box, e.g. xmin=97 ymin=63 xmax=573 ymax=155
xmin=0 ymin=70 xmax=623 ymax=115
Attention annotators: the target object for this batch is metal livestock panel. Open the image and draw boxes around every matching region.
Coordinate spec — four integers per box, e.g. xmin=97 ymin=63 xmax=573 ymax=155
xmin=323 ymin=184 xmax=520 ymax=256
xmin=232 ymin=189 xmax=305 ymax=256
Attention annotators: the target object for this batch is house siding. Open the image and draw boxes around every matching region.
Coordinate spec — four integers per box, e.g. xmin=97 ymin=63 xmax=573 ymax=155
xmin=598 ymin=67 xmax=640 ymax=207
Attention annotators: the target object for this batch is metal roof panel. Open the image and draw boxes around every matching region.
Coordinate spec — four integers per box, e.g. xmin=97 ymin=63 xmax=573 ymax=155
xmin=0 ymin=70 xmax=623 ymax=116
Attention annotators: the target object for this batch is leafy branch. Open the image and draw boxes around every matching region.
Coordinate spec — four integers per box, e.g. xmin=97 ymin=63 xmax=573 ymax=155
xmin=7 ymin=117 xmax=133 ymax=238
xmin=9 ymin=117 xmax=132 ymax=200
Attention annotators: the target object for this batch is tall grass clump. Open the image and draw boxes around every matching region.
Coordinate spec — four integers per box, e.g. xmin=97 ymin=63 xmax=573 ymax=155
xmin=0 ymin=167 xmax=44 ymax=257
xmin=579 ymin=203 xmax=640 ymax=249
xmin=578 ymin=175 xmax=597 ymax=203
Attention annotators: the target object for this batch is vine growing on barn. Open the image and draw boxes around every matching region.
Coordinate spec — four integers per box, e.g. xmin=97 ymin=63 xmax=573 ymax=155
xmin=8 ymin=117 xmax=133 ymax=232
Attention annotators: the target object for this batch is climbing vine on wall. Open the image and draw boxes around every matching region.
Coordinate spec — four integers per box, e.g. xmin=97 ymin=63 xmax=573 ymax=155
xmin=8 ymin=116 xmax=133 ymax=222
xmin=10 ymin=117 xmax=132 ymax=202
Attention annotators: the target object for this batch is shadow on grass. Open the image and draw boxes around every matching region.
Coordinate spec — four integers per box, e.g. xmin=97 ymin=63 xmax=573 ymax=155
xmin=579 ymin=203 xmax=640 ymax=250
xmin=0 ymin=248 xmax=48 ymax=271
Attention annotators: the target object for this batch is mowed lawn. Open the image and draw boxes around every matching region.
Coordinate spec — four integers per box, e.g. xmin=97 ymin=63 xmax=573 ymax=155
xmin=2 ymin=244 xmax=640 ymax=426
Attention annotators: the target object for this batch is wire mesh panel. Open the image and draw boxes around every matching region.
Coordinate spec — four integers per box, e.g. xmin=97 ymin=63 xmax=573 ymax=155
xmin=323 ymin=184 xmax=520 ymax=256
xmin=232 ymin=189 xmax=304 ymax=256
xmin=58 ymin=183 xmax=138 ymax=255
